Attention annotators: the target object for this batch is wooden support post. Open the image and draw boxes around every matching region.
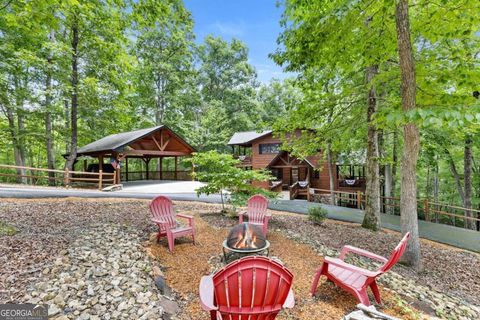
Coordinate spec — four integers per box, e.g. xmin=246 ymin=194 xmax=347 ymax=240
xmin=307 ymin=187 xmax=311 ymax=202
xmin=160 ymin=157 xmax=163 ymax=180
xmin=125 ymin=157 xmax=129 ymax=182
xmin=357 ymin=191 xmax=362 ymax=209
xmin=424 ymin=198 xmax=430 ymax=221
xmin=64 ymin=168 xmax=70 ymax=187
xmin=99 ymin=169 xmax=103 ymax=190
xmin=191 ymin=159 xmax=195 ymax=181
xmin=98 ymin=155 xmax=103 ymax=172
xmin=83 ymin=159 xmax=87 ymax=172
xmin=145 ymin=158 xmax=150 ymax=180
xmin=174 ymin=156 xmax=178 ymax=180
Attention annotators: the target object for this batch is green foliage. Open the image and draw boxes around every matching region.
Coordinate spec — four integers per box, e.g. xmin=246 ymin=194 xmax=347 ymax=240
xmin=230 ymin=188 xmax=278 ymax=209
xmin=0 ymin=221 xmax=17 ymax=236
xmin=187 ymin=151 xmax=274 ymax=210
xmin=0 ymin=0 xmax=298 ymax=175
xmin=308 ymin=205 xmax=328 ymax=225
xmin=273 ymin=0 xmax=480 ymax=209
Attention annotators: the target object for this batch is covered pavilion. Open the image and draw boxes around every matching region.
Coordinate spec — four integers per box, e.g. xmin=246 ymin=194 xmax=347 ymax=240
xmin=73 ymin=126 xmax=196 ymax=184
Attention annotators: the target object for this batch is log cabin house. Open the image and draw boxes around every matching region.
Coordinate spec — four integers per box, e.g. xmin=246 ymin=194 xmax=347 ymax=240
xmin=228 ymin=130 xmax=366 ymax=200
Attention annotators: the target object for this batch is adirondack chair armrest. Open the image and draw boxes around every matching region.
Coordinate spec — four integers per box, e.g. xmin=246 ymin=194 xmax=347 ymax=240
xmin=339 ymin=245 xmax=388 ymax=263
xmin=238 ymin=211 xmax=246 ymax=223
xmin=177 ymin=214 xmax=194 ymax=226
xmin=283 ymin=288 xmax=295 ymax=309
xmin=324 ymin=257 xmax=379 ymax=278
xmin=199 ymin=276 xmax=218 ymax=312
xmin=263 ymin=213 xmax=272 ymax=223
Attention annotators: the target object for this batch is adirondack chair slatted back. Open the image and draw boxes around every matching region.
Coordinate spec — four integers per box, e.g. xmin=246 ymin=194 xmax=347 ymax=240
xmin=247 ymin=195 xmax=269 ymax=224
xmin=380 ymin=232 xmax=410 ymax=273
xmin=150 ymin=196 xmax=177 ymax=231
xmin=212 ymin=256 xmax=293 ymax=319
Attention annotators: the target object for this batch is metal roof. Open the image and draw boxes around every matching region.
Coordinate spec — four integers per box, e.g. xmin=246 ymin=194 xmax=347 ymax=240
xmin=76 ymin=126 xmax=165 ymax=155
xmin=227 ymin=130 xmax=272 ymax=145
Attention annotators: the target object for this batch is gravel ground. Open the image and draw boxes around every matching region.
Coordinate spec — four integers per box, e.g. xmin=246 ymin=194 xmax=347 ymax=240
xmin=1 ymin=199 xmax=479 ymax=320
xmin=0 ymin=199 xmax=154 ymax=303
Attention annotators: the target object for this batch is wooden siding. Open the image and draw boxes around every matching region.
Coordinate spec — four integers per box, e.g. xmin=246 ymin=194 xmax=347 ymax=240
xmin=243 ymin=132 xmax=365 ymax=192
xmin=251 ymin=135 xmax=282 ymax=169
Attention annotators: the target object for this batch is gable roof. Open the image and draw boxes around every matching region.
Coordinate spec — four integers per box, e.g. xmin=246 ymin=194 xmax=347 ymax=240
xmin=75 ymin=125 xmax=195 ymax=156
xmin=266 ymin=151 xmax=319 ymax=168
xmin=227 ymin=130 xmax=272 ymax=146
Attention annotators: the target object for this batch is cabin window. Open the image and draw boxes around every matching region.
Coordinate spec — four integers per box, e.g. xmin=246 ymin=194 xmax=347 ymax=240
xmin=337 ymin=165 xmax=365 ymax=179
xmin=259 ymin=143 xmax=280 ymax=154
xmin=270 ymin=168 xmax=283 ymax=180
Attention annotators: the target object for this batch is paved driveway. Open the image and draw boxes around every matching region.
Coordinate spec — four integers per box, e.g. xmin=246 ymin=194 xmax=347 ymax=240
xmin=119 ymin=180 xmax=206 ymax=194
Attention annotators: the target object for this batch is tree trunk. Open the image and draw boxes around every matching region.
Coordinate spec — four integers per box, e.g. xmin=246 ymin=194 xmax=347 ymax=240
xmin=391 ymin=129 xmax=399 ymax=199
xmin=384 ymin=132 xmax=393 ymax=215
xmin=65 ymin=18 xmax=79 ymax=171
xmin=445 ymin=148 xmax=465 ymax=203
xmin=362 ymin=17 xmax=381 ymax=228
xmin=362 ymin=65 xmax=381 ymax=231
xmin=464 ymin=135 xmax=475 ymax=229
xmin=45 ymin=29 xmax=56 ymax=185
xmin=433 ymin=158 xmax=439 ymax=222
xmin=64 ymin=98 xmax=70 ymax=154
xmin=326 ymin=142 xmax=336 ymax=205
xmin=395 ymin=0 xmax=422 ymax=271
xmin=3 ymin=105 xmax=26 ymax=183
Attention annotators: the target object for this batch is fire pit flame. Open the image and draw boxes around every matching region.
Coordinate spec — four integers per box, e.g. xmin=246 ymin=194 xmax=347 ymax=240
xmin=223 ymin=223 xmax=270 ymax=263
xmin=234 ymin=223 xmax=258 ymax=249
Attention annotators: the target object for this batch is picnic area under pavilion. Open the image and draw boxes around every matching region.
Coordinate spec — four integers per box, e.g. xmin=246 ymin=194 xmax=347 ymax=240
xmin=72 ymin=126 xmax=196 ymax=184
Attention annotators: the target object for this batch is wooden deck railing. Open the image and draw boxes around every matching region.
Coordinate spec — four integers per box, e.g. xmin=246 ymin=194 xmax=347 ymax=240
xmin=289 ymin=181 xmax=299 ymax=200
xmin=308 ymin=187 xmax=480 ymax=230
xmin=0 ymin=164 xmax=116 ymax=190
xmin=269 ymin=181 xmax=282 ymax=192
xmin=120 ymin=170 xmax=192 ymax=182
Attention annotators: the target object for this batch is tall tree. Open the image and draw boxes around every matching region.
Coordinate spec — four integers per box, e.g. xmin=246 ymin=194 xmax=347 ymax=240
xmin=195 ymin=36 xmax=259 ymax=150
xmin=395 ymin=0 xmax=421 ymax=270
xmin=362 ymin=64 xmax=381 ymax=230
xmin=131 ymin=0 xmax=195 ymax=127
xmin=44 ymin=29 xmax=56 ymax=184
xmin=65 ymin=14 xmax=78 ymax=171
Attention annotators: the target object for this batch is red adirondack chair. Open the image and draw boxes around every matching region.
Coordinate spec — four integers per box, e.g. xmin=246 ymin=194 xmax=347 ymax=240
xmin=239 ymin=195 xmax=270 ymax=236
xmin=199 ymin=256 xmax=295 ymax=320
xmin=149 ymin=195 xmax=195 ymax=252
xmin=310 ymin=233 xmax=410 ymax=306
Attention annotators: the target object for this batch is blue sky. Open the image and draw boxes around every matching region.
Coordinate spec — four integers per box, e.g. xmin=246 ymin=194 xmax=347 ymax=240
xmin=184 ymin=0 xmax=288 ymax=83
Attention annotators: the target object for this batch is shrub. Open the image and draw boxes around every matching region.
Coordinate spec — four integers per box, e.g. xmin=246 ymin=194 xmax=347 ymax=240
xmin=0 ymin=221 xmax=17 ymax=236
xmin=308 ymin=205 xmax=328 ymax=225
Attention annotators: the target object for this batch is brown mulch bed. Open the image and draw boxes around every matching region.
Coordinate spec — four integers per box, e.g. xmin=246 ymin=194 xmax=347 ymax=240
xmin=146 ymin=210 xmax=418 ymax=320
xmin=202 ymin=209 xmax=480 ymax=306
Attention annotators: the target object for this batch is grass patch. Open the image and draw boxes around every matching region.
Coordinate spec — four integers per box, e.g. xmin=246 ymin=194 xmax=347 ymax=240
xmin=0 ymin=221 xmax=17 ymax=236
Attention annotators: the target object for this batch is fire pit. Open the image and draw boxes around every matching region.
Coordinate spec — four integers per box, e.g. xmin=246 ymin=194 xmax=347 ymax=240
xmin=222 ymin=223 xmax=270 ymax=263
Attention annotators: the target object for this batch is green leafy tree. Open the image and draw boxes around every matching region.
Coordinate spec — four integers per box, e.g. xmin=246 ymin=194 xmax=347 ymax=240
xmin=188 ymin=151 xmax=274 ymax=211
xmin=130 ymin=0 xmax=195 ymax=127
xmin=195 ymin=36 xmax=260 ymax=150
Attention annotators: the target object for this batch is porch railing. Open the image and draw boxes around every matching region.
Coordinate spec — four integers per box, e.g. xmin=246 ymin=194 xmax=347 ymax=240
xmin=0 ymin=164 xmax=116 ymax=190
xmin=308 ymin=187 xmax=480 ymax=230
